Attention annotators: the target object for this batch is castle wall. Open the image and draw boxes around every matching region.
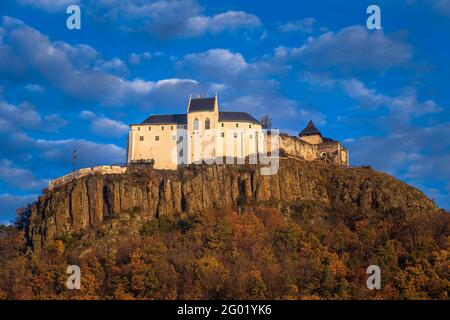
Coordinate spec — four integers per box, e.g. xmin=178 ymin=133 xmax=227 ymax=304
xmin=128 ymin=119 xmax=264 ymax=169
xmin=300 ymin=134 xmax=323 ymax=145
xmin=216 ymin=121 xmax=263 ymax=160
xmin=128 ymin=123 xmax=183 ymax=170
xmin=187 ymin=110 xmax=218 ymax=163
xmin=266 ymin=134 xmax=317 ymax=161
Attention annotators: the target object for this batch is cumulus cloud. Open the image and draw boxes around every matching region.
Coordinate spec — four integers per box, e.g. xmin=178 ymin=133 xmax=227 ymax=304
xmin=84 ymin=0 xmax=261 ymax=38
xmin=0 ymin=99 xmax=67 ymax=133
xmin=0 ymin=159 xmax=49 ymax=191
xmin=128 ymin=52 xmax=154 ymax=65
xmin=278 ymin=17 xmax=326 ymax=34
xmin=276 ymin=25 xmax=412 ymax=72
xmin=346 ymin=123 xmax=450 ymax=208
xmin=301 ymin=73 xmax=442 ymax=120
xmin=178 ymin=49 xmax=248 ymax=79
xmin=95 ymin=58 xmax=129 ymax=77
xmin=0 ymin=16 xmax=209 ymax=107
xmin=0 ymin=130 xmax=126 ymax=169
xmin=25 ymin=84 xmax=45 ymax=93
xmin=79 ymin=111 xmax=129 ymax=138
xmin=426 ymin=0 xmax=450 ymax=16
xmin=0 ymin=193 xmax=38 ymax=224
xmin=222 ymin=95 xmax=326 ymax=130
xmin=17 ymin=0 xmax=78 ymax=13
xmin=177 ymin=48 xmax=288 ymax=82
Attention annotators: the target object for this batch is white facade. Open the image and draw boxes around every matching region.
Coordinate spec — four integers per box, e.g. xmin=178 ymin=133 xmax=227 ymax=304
xmin=127 ymin=96 xmax=264 ymax=170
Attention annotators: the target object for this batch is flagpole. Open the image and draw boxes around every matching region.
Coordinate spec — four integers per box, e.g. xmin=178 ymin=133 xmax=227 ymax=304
xmin=73 ymin=145 xmax=77 ymax=172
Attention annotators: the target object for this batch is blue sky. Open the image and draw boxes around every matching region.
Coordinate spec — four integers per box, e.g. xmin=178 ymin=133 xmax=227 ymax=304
xmin=0 ymin=0 xmax=449 ymax=223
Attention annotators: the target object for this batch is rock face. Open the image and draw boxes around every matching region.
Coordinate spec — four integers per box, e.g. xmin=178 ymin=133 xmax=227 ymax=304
xmin=25 ymin=159 xmax=438 ymax=252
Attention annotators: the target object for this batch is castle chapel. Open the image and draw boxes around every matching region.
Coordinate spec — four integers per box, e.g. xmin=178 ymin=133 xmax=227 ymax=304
xmin=127 ymin=95 xmax=349 ymax=169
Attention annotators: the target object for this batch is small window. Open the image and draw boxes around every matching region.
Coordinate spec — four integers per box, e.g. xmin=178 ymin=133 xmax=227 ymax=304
xmin=149 ymin=127 xmax=151 ymax=131
xmin=162 ymin=126 xmax=164 ymax=131
xmin=138 ymin=127 xmax=140 ymax=131
xmin=139 ymin=136 xmax=144 ymax=141
xmin=236 ymin=123 xmax=239 ymax=128
xmin=221 ymin=123 xmax=224 ymax=127
xmin=249 ymin=124 xmax=252 ymax=128
xmin=171 ymin=126 xmax=173 ymax=130
xmin=220 ymin=132 xmax=225 ymax=138
xmin=205 ymin=118 xmax=211 ymax=130
xmin=193 ymin=119 xmax=199 ymax=130
xmin=233 ymin=133 xmax=238 ymax=138
xmin=155 ymin=136 xmax=160 ymax=141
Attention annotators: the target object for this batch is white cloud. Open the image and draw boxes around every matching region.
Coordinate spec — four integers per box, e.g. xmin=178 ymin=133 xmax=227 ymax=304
xmin=0 ymin=130 xmax=126 ymax=169
xmin=0 ymin=99 xmax=67 ymax=133
xmin=346 ymin=123 xmax=450 ymax=208
xmin=301 ymin=73 xmax=442 ymax=120
xmin=25 ymin=84 xmax=45 ymax=92
xmin=426 ymin=0 xmax=450 ymax=16
xmin=0 ymin=159 xmax=49 ymax=191
xmin=277 ymin=25 xmax=412 ymax=72
xmin=128 ymin=52 xmax=153 ymax=64
xmin=177 ymin=48 xmax=288 ymax=82
xmin=95 ymin=57 xmax=129 ymax=76
xmin=17 ymin=0 xmax=79 ymax=13
xmin=79 ymin=111 xmax=129 ymax=138
xmin=0 ymin=16 xmax=208 ymax=107
xmin=278 ymin=17 xmax=324 ymax=33
xmin=179 ymin=49 xmax=248 ymax=79
xmin=84 ymin=0 xmax=261 ymax=38
xmin=222 ymin=95 xmax=326 ymax=130
xmin=0 ymin=193 xmax=38 ymax=224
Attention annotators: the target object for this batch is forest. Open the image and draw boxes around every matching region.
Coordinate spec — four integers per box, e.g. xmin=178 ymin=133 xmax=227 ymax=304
xmin=0 ymin=202 xmax=448 ymax=300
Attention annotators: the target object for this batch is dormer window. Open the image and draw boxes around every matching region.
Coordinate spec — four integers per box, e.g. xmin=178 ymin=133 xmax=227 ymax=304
xmin=205 ymin=118 xmax=210 ymax=130
xmin=193 ymin=118 xmax=199 ymax=130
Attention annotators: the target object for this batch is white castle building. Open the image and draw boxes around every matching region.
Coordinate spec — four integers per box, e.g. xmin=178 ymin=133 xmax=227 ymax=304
xmin=127 ymin=95 xmax=349 ymax=170
xmin=127 ymin=95 xmax=265 ymax=169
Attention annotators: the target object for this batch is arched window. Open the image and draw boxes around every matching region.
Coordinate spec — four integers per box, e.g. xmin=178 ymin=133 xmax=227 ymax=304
xmin=193 ymin=118 xmax=199 ymax=130
xmin=205 ymin=118 xmax=210 ymax=130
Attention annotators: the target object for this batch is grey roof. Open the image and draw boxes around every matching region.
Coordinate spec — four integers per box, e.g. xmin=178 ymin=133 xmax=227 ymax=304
xmin=141 ymin=114 xmax=187 ymax=125
xmin=139 ymin=111 xmax=261 ymax=126
xmin=219 ymin=112 xmax=261 ymax=124
xmin=188 ymin=98 xmax=216 ymax=112
xmin=299 ymin=120 xmax=322 ymax=136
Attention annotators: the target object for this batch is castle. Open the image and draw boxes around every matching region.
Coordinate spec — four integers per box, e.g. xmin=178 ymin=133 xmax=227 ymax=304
xmin=126 ymin=95 xmax=349 ymax=169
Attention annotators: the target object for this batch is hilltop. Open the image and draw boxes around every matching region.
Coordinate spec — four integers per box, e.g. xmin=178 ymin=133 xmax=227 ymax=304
xmin=1 ymin=159 xmax=448 ymax=299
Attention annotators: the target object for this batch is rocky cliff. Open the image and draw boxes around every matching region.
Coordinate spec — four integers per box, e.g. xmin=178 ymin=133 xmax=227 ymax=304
xmin=24 ymin=159 xmax=438 ymax=252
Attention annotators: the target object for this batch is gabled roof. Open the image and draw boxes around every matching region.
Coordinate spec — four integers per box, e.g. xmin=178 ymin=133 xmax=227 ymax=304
xmin=188 ymin=97 xmax=216 ymax=112
xmin=139 ymin=111 xmax=261 ymax=126
xmin=219 ymin=112 xmax=261 ymax=124
xmin=299 ymin=120 xmax=322 ymax=136
xmin=141 ymin=114 xmax=187 ymax=125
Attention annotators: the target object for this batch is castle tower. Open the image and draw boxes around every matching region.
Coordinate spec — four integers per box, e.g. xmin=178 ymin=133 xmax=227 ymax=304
xmin=299 ymin=120 xmax=323 ymax=145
